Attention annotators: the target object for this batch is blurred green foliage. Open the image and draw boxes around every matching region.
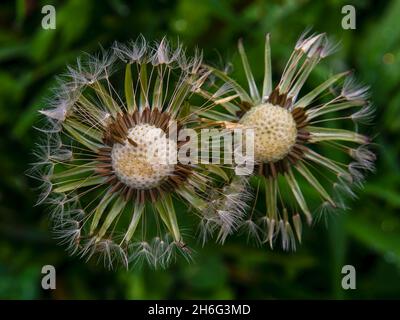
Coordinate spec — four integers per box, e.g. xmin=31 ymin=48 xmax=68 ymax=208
xmin=0 ymin=0 xmax=399 ymax=299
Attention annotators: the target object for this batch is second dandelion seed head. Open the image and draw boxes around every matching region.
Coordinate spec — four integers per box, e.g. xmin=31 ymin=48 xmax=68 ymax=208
xmin=240 ymin=103 xmax=297 ymax=163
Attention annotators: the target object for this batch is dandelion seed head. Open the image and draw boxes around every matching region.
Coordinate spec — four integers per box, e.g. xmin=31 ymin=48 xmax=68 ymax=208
xmin=32 ymin=36 xmax=229 ymax=269
xmin=111 ymin=124 xmax=176 ymax=189
xmin=201 ymin=30 xmax=375 ymax=251
xmin=240 ymin=103 xmax=297 ymax=162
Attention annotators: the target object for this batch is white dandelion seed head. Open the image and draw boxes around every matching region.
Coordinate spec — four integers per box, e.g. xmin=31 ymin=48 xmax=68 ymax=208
xmin=30 ymin=36 xmax=215 ymax=269
xmin=239 ymin=103 xmax=297 ymax=162
xmin=197 ymin=30 xmax=375 ymax=252
xmin=111 ymin=124 xmax=177 ymax=189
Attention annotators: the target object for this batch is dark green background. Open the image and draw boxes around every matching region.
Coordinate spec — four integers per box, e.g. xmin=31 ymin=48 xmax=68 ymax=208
xmin=0 ymin=0 xmax=399 ymax=299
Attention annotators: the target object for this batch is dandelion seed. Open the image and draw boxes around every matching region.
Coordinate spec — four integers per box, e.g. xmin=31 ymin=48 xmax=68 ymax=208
xmin=351 ymin=103 xmax=375 ymax=124
xmin=53 ymin=217 xmax=82 ymax=254
xmin=342 ymin=76 xmax=370 ymax=101
xmin=241 ymin=219 xmax=263 ymax=245
xmin=112 ymin=35 xmax=147 ymax=63
xmin=199 ymin=177 xmax=251 ymax=244
xmin=349 ymin=144 xmax=376 ymax=172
